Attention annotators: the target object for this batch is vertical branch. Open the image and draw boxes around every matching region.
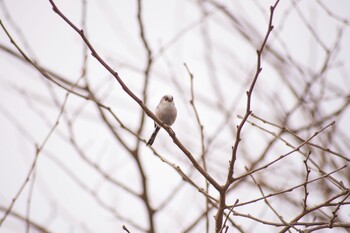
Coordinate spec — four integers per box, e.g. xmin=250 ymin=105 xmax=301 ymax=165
xmin=80 ymin=0 xmax=88 ymax=83
xmin=135 ymin=0 xmax=153 ymax=142
xmin=134 ymin=0 xmax=155 ymax=232
xmin=25 ymin=168 xmax=36 ymax=233
xmin=302 ymin=151 xmax=312 ymax=211
xmin=197 ymin=0 xmax=226 ymax=111
xmin=227 ymin=0 xmax=280 ymax=183
xmin=218 ymin=199 xmax=239 ymax=233
xmin=215 ymin=1 xmax=281 ymax=232
xmin=184 ymin=63 xmax=209 ymax=232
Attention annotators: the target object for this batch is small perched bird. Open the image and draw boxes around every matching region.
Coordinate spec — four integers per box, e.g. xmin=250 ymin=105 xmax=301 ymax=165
xmin=146 ymin=95 xmax=177 ymax=146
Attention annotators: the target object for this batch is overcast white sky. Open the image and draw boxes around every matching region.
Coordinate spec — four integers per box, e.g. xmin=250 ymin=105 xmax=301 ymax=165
xmin=1 ymin=0 xmax=350 ymax=232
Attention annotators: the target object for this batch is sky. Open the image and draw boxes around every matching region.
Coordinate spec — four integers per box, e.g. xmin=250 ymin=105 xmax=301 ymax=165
xmin=1 ymin=0 xmax=350 ymax=232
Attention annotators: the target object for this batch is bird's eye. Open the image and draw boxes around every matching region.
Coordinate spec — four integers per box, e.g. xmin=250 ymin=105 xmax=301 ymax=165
xmin=164 ymin=97 xmax=168 ymax=101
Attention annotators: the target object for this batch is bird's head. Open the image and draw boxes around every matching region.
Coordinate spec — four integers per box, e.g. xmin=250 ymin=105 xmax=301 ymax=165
xmin=162 ymin=95 xmax=174 ymax=103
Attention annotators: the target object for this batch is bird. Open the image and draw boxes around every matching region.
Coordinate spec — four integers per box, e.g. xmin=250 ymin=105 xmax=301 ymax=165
xmin=146 ymin=95 xmax=177 ymax=146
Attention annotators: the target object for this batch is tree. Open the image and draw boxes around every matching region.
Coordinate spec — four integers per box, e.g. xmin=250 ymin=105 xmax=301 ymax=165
xmin=0 ymin=0 xmax=349 ymax=232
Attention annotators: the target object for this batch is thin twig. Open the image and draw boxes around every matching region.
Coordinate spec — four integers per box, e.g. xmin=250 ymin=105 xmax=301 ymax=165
xmin=279 ymin=189 xmax=350 ymax=232
xmin=0 ymin=88 xmax=69 ymax=227
xmin=251 ymin=113 xmax=350 ymax=162
xmin=234 ymin=121 xmax=335 ymax=181
xmin=227 ymin=165 xmax=347 ymax=208
xmin=247 ymin=168 xmax=297 ymax=232
xmin=184 ymin=63 xmax=210 ymax=230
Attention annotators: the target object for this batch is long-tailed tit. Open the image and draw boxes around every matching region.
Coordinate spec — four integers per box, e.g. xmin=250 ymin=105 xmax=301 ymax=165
xmin=146 ymin=95 xmax=177 ymax=146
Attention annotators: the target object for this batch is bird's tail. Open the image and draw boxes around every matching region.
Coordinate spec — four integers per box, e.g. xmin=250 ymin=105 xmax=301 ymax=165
xmin=146 ymin=126 xmax=160 ymax=146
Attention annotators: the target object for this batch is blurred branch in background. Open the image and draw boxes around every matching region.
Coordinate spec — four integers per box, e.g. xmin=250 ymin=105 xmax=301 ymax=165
xmin=0 ymin=0 xmax=349 ymax=232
